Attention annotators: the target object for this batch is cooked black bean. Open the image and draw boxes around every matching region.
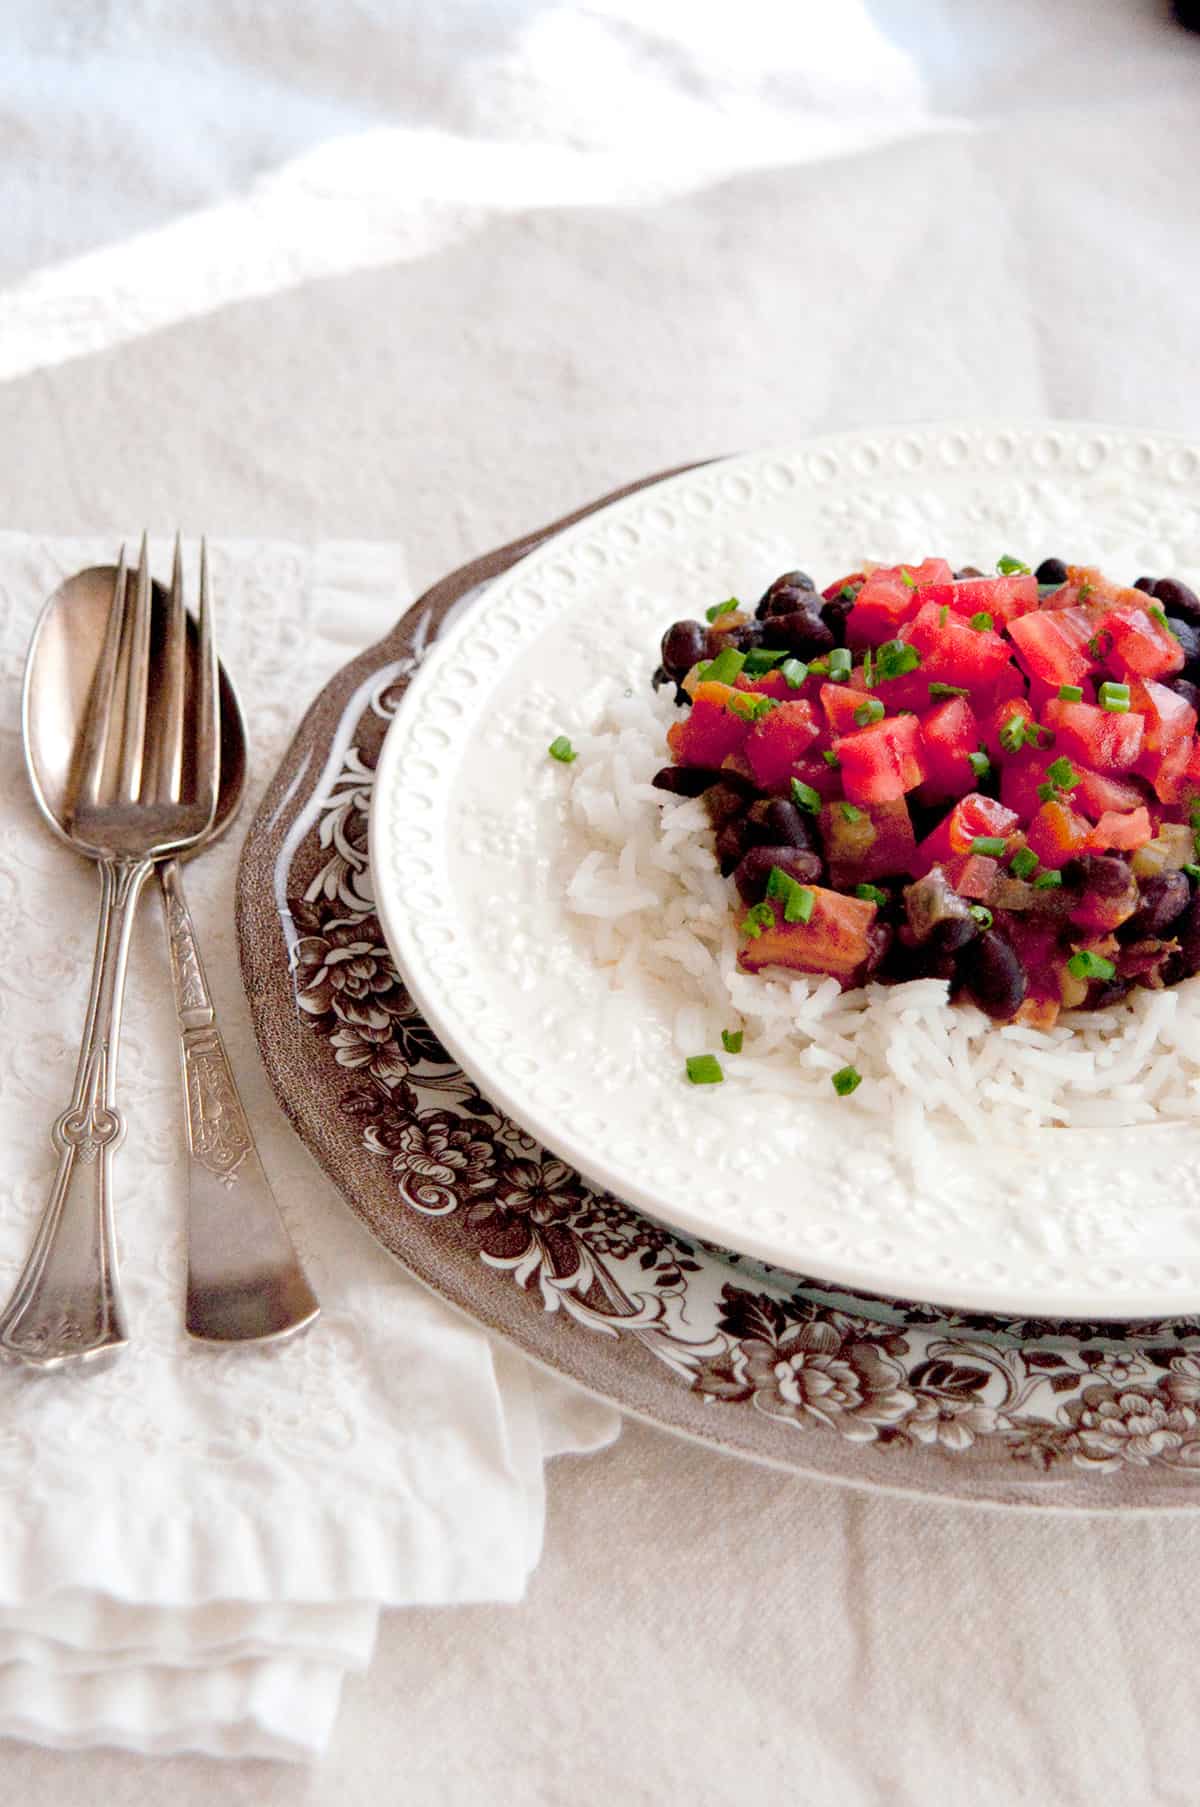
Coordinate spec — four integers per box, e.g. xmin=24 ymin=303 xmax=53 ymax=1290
xmin=1151 ymin=578 xmax=1200 ymax=626
xmin=1119 ymin=870 xmax=1191 ymax=941
xmin=1061 ymin=853 xmax=1132 ymax=898
xmin=732 ymin=844 xmax=824 ymax=904
xmin=959 ymin=930 xmax=1028 ymax=1019
xmin=955 ymin=565 xmax=985 ymax=580
xmin=703 ymin=779 xmax=753 ymax=828
xmin=1086 ymin=978 xmax=1133 ymax=1010
xmin=929 ymin=914 xmax=979 ymax=956
xmin=660 ymin=619 xmax=710 ymax=679
xmin=820 ymin=589 xmax=856 ymax=641
xmin=755 ymin=570 xmax=815 ymax=621
xmin=715 ymin=820 xmax=750 ymax=874
xmin=1167 ymin=617 xmax=1200 ymax=664
xmin=759 ymin=604 xmax=836 ymax=658
xmin=651 ymin=765 xmax=726 ymax=798
xmin=862 ymin=921 xmax=893 ymax=977
xmin=1169 ymin=892 xmax=1200 ymax=979
xmin=1133 ymin=576 xmax=1158 ymax=594
xmin=763 ymin=798 xmax=818 ymax=851
xmin=1161 ymin=675 xmax=1200 ymax=712
xmin=1035 ymin=558 xmax=1069 ymax=586
xmin=718 ymin=622 xmax=764 ymax=653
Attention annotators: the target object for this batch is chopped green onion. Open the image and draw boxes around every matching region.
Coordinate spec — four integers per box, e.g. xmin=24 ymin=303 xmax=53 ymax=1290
xmin=1035 ymin=782 xmax=1058 ymax=803
xmin=1033 ymin=869 xmax=1063 ymax=889
xmin=996 ymin=555 xmax=1030 ymax=576
xmin=862 ymin=647 xmax=875 ymax=690
xmin=1086 ymin=629 xmax=1112 ymax=660
xmin=853 ymin=698 xmax=886 ymax=727
xmin=1046 ymin=756 xmax=1079 ymax=789
xmin=969 ymin=905 xmax=993 ymax=929
xmin=726 ymin=691 xmax=777 ymax=722
xmin=1038 ymin=582 xmax=1062 ymax=599
xmin=1067 ymin=950 xmax=1116 ymax=982
xmin=828 ymin=647 xmax=853 ymax=682
xmin=938 ymin=605 xmax=949 ymax=626
xmin=548 ymin=736 xmax=577 ymax=763
xmin=1058 ymin=684 xmax=1084 ymax=703
xmin=685 ymin=1054 xmax=724 ymax=1085
xmin=1010 ymin=847 xmax=1039 ymax=879
xmin=831 ymin=1065 xmax=862 ymax=1097
xmin=971 ymin=836 xmax=1008 ymax=858
xmin=969 ymin=611 xmax=994 ymax=632
xmin=766 ymin=866 xmax=815 ymax=923
xmin=822 ymin=749 xmax=841 ymax=768
xmin=1078 ymin=582 xmax=1094 ymax=604
xmin=705 ymin=597 xmax=739 ymax=623
xmin=929 ymin=682 xmax=969 ymax=700
xmin=840 ymin=802 xmax=863 ymax=823
xmin=968 ymin=750 xmax=991 ymax=779
xmin=999 ymin=712 xmax=1029 ymax=753
xmin=742 ymin=647 xmax=790 ymax=674
xmin=840 ymin=583 xmax=858 ymax=601
xmin=875 ymin=640 xmax=921 ymax=681
xmin=698 ymin=646 xmax=747 ymax=685
xmin=899 ymin=568 xmax=917 ymax=589
xmin=1184 ymin=864 xmax=1200 ymax=883
xmin=781 ymin=658 xmax=808 ymax=688
xmin=1098 ymin=681 xmax=1131 ymax=713
xmin=721 ymin=1029 xmax=743 ymax=1054
xmin=1190 ymin=802 xmax=1200 ymax=831
xmin=854 ymin=884 xmax=888 ymax=906
xmin=1148 ymin=602 xmax=1180 ymax=639
xmin=807 ymin=657 xmax=830 ymax=677
xmin=791 ymin=778 xmax=822 ymax=814
xmin=738 ymin=901 xmax=775 ymax=940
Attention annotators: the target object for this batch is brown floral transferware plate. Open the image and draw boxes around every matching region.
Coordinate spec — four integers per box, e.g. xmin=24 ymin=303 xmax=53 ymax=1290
xmin=236 ymin=470 xmax=1200 ymax=1511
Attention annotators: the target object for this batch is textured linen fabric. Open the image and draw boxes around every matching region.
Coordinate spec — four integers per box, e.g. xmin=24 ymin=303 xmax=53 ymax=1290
xmin=1 ymin=0 xmax=1199 ymax=1799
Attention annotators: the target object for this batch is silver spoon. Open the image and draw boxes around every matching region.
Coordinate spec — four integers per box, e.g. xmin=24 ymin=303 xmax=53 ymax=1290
xmin=24 ymin=556 xmax=319 ymax=1349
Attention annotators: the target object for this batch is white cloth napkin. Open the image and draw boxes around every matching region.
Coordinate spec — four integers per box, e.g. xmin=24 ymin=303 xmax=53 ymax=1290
xmin=0 ymin=532 xmax=620 ymax=1760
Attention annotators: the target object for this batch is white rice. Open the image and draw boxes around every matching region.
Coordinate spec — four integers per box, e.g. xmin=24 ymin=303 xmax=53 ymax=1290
xmin=560 ymin=680 xmax=1200 ymax=1138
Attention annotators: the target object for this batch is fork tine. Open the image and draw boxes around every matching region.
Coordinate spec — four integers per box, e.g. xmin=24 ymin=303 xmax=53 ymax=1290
xmin=154 ymin=532 xmax=187 ymax=803
xmin=117 ymin=533 xmax=154 ymax=802
xmin=71 ymin=546 xmax=129 ymax=815
xmin=193 ymin=537 xmax=220 ymax=826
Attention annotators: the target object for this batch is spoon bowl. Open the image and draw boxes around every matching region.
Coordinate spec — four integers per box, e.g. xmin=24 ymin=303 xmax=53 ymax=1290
xmin=23 ymin=563 xmax=246 ymax=853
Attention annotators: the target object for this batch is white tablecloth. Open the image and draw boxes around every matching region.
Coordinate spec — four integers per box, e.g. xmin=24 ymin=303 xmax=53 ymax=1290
xmin=2 ymin=0 xmax=1200 ymax=1799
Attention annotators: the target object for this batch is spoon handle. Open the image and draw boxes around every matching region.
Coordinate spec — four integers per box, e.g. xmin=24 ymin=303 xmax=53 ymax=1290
xmin=158 ymin=858 xmax=319 ymax=1345
xmin=0 ymin=856 xmax=151 ymax=1366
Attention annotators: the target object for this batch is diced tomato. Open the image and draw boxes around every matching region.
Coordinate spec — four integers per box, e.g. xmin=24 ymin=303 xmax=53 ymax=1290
xmin=1100 ymin=605 xmax=1185 ymax=680
xmin=1070 ymin=766 xmax=1149 ymax=822
xmin=734 ymin=669 xmax=792 ymax=700
xmin=880 ymin=558 xmax=954 ymax=587
xmin=942 ymin=574 xmax=1039 ymax=627
xmin=743 ymin=699 xmax=821 ymax=790
xmin=941 ymin=853 xmax=999 ymax=900
xmin=870 ymin=669 xmax=932 ymax=714
xmin=999 ymin=748 xmax=1057 ymax=820
xmin=738 ymin=885 xmax=877 ymax=983
xmin=1024 ymin=799 xmax=1093 ymax=869
xmin=1130 ymin=677 xmax=1197 ymax=803
xmin=846 ymin=575 xmax=921 ymax=647
xmin=1007 ymin=607 xmax=1097 ymax=687
xmin=1086 ymin=807 xmax=1153 ymax=853
xmin=819 ymin=682 xmax=869 ymax=736
xmin=821 ymin=571 xmax=866 ymax=604
xmin=1042 ymin=698 xmax=1145 ymax=772
xmin=980 ymin=662 xmax=1027 ymax=715
xmin=913 ymin=793 xmax=1020 ymax=874
xmin=821 ymin=798 xmax=917 ymax=885
xmin=666 ymin=681 xmax=749 ymax=767
xmin=899 ymin=603 xmax=1011 ymax=690
xmin=983 ymin=696 xmax=1038 ymax=762
xmin=918 ymin=695 xmax=980 ymax=800
xmin=835 ymin=713 xmax=927 ymax=805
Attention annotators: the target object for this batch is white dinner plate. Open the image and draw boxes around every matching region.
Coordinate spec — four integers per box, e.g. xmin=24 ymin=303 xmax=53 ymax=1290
xmin=370 ymin=422 xmax=1200 ymax=1319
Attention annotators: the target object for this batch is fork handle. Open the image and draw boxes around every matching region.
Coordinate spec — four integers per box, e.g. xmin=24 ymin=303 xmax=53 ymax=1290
xmin=0 ymin=856 xmax=151 ymax=1367
xmin=159 ymin=859 xmax=319 ymax=1344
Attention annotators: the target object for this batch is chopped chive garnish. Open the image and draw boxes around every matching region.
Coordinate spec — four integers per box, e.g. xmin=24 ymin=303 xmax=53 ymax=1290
xmin=807 ymin=657 xmax=830 ymax=677
xmin=1190 ymin=802 xmax=1200 ymax=831
xmin=999 ymin=713 xmax=1029 ymax=753
xmin=828 ymin=647 xmax=853 ymax=682
xmin=686 ymin=1054 xmax=724 ymax=1085
xmin=1185 ymin=864 xmax=1200 ymax=883
xmin=1078 ymin=582 xmax=1094 ymax=604
xmin=726 ymin=691 xmax=777 ymax=722
xmin=1045 ymin=756 xmax=1079 ymax=789
xmin=899 ymin=568 xmax=917 ymax=589
xmin=1098 ymin=681 xmax=1131 ymax=713
xmin=721 ymin=1029 xmax=743 ymax=1054
xmin=971 ymin=836 xmax=1008 ymax=857
xmin=1087 ymin=629 xmax=1112 ymax=659
xmin=853 ymin=698 xmax=886 ymax=727
xmin=968 ymin=750 xmax=991 ymax=778
xmin=548 ymin=735 xmax=577 ymax=763
xmin=840 ymin=802 xmax=863 ymax=823
xmin=1033 ymin=869 xmax=1063 ymax=889
xmin=705 ymin=597 xmax=739 ymax=623
xmin=1010 ymin=847 xmax=1039 ymax=879
xmin=862 ymin=647 xmax=875 ymax=689
xmin=781 ymin=658 xmax=808 ymax=688
xmin=1038 ymin=583 xmax=1062 ymax=599
xmin=738 ymin=900 xmax=775 ymax=940
xmin=854 ymin=883 xmax=888 ymax=906
xmin=1148 ymin=602 xmax=1180 ymax=639
xmin=997 ymin=554 xmax=1030 ymax=575
xmin=875 ymin=640 xmax=921 ymax=680
xmin=766 ymin=865 xmax=815 ymax=923
xmin=840 ymin=584 xmax=857 ymax=601
xmin=969 ymin=905 xmax=993 ymax=929
xmin=822 ymin=749 xmax=841 ymax=768
xmin=969 ymin=611 xmax=994 ymax=632
xmin=698 ymin=646 xmax=746 ymax=685
xmin=742 ymin=647 xmax=790 ymax=674
xmin=1058 ymin=684 xmax=1084 ymax=703
xmin=791 ymin=778 xmax=822 ymax=813
xmin=1035 ymin=782 xmax=1058 ymax=803
xmin=929 ymin=682 xmax=969 ymax=700
xmin=938 ymin=605 xmax=949 ymax=626
xmin=1068 ymin=950 xmax=1116 ymax=982
xmin=831 ymin=1065 xmax=862 ymax=1097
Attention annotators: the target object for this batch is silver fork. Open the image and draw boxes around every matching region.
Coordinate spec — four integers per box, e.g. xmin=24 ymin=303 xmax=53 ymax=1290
xmin=0 ymin=538 xmax=218 ymax=1368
